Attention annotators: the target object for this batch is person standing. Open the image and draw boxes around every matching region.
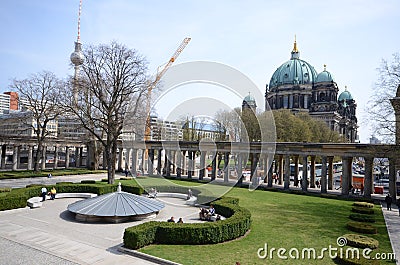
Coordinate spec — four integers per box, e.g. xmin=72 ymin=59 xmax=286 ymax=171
xmin=385 ymin=194 xmax=393 ymax=211
xmin=41 ymin=187 xmax=47 ymax=202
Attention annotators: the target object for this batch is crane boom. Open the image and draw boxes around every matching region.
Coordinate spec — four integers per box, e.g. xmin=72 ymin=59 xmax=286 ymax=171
xmin=145 ymin=37 xmax=191 ymax=140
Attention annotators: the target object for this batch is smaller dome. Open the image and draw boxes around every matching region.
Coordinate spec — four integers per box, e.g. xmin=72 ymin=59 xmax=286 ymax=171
xmin=338 ymin=88 xmax=353 ymax=101
xmin=316 ymin=65 xmax=334 ymax=83
xmin=244 ymin=93 xmax=256 ymax=103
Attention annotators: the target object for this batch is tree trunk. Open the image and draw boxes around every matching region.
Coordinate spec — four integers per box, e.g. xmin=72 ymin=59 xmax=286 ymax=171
xmin=34 ymin=143 xmax=42 ymax=172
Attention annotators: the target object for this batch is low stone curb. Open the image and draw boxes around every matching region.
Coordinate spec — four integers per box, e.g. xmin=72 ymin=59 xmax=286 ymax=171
xmin=118 ymin=246 xmax=182 ymax=265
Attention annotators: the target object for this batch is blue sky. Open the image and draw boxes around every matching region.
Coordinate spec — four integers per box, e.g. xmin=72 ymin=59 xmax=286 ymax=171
xmin=1 ymin=0 xmax=399 ymax=143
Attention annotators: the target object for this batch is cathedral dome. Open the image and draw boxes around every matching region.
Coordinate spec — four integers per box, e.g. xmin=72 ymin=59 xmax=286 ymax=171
xmin=316 ymin=65 xmax=334 ymax=83
xmin=269 ymin=40 xmax=317 ymax=89
xmin=338 ymin=88 xmax=353 ymax=101
xmin=243 ymin=93 xmax=256 ymax=104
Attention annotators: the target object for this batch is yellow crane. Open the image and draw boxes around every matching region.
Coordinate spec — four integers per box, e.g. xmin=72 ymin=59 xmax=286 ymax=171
xmin=145 ymin=37 xmax=191 ymax=140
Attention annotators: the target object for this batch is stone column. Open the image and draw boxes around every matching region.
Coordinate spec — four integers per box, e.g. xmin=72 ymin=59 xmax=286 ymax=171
xmin=12 ymin=145 xmax=18 ymax=171
xmin=363 ymin=156 xmax=374 ymax=198
xmin=390 ymin=87 xmax=400 ymax=145
xmin=267 ymin=160 xmax=273 ymax=187
xmin=166 ymin=150 xmax=171 ymax=177
xmin=131 ymin=149 xmax=137 ymax=176
xmin=118 ymin=148 xmax=123 ymax=171
xmin=176 ymin=150 xmax=182 ymax=178
xmin=310 ymin=155 xmax=316 ymax=188
xmin=27 ymin=145 xmax=33 ymax=170
xmin=74 ymin=147 xmax=80 ymax=167
xmin=41 ymin=146 xmax=46 ymax=170
xmin=199 ymin=151 xmax=206 ymax=180
xmin=224 ymin=152 xmax=230 ymax=183
xmin=79 ymin=147 xmax=83 ymax=167
xmin=237 ymin=153 xmax=243 ymax=183
xmin=171 ymin=151 xmax=176 ymax=174
xmin=346 ymin=157 xmax=353 ymax=192
xmin=187 ymin=151 xmax=193 ymax=179
xmin=1 ymin=144 xmax=6 ymax=169
xmin=301 ymin=155 xmax=308 ymax=192
xmin=16 ymin=145 xmax=21 ymax=169
xmin=148 ymin=149 xmax=154 ymax=175
xmin=389 ymin=157 xmax=397 ymax=202
xmin=341 ymin=157 xmax=351 ymax=195
xmin=182 ymin=150 xmax=187 ymax=176
xmin=278 ymin=155 xmax=284 ymax=185
xmin=293 ymin=155 xmax=299 ymax=187
xmin=211 ymin=154 xmax=217 ymax=181
xmin=65 ymin=146 xmax=70 ymax=169
xmin=157 ymin=149 xmax=162 ymax=175
xmin=53 ymin=145 xmax=58 ymax=169
xmin=125 ymin=148 xmax=131 ymax=170
xmin=284 ymin=155 xmax=290 ymax=190
xmin=320 ymin=156 xmax=327 ymax=193
xmin=328 ymin=156 xmax=334 ymax=190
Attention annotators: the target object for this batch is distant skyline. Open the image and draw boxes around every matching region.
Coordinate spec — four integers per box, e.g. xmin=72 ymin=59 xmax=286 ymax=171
xmin=1 ymin=0 xmax=399 ymax=143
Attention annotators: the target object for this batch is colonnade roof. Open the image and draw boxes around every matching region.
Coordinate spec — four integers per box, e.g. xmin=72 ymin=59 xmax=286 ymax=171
xmin=124 ymin=140 xmax=397 ymax=158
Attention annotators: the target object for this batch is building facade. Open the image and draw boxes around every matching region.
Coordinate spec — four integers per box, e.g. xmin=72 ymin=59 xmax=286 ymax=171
xmin=265 ymin=40 xmax=358 ymax=142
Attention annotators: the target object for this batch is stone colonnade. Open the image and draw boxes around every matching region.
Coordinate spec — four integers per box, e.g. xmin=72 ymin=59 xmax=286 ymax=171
xmin=120 ymin=141 xmax=398 ymax=200
xmin=0 ymin=143 xmax=84 ymax=170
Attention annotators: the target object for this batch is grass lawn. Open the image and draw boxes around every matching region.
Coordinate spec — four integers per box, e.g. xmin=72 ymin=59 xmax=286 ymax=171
xmin=135 ymin=185 xmax=394 ymax=264
xmin=0 ymin=168 xmax=106 ymax=180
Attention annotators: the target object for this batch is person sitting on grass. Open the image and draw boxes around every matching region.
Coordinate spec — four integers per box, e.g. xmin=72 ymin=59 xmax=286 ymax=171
xmin=167 ymin=216 xmax=175 ymax=223
xmin=177 ymin=218 xmax=183 ymax=223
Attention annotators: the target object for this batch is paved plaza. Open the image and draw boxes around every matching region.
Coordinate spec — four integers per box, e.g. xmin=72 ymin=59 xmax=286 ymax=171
xmin=0 ymin=173 xmax=399 ymax=264
xmin=0 ymin=174 xmax=202 ymax=265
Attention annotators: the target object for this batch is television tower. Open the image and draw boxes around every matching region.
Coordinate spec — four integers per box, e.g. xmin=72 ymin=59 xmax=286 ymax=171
xmin=70 ymin=0 xmax=84 ymax=103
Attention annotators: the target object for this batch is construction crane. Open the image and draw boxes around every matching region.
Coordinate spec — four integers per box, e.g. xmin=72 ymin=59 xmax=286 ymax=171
xmin=145 ymin=37 xmax=191 ymax=140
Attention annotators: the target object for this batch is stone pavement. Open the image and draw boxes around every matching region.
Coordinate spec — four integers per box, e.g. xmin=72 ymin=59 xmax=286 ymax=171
xmin=0 ymin=196 xmax=201 ymax=265
xmin=381 ymin=203 xmax=400 ymax=265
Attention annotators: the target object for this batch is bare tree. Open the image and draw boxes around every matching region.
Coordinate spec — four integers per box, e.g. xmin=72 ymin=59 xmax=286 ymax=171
xmin=11 ymin=71 xmax=63 ymax=172
xmin=214 ymin=107 xmax=242 ymax=142
xmin=367 ymin=53 xmax=400 ymax=143
xmin=61 ymin=42 xmax=149 ymax=184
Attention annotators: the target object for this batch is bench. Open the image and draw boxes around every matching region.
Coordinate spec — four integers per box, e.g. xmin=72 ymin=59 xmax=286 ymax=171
xmin=153 ymin=192 xmax=197 ymax=206
xmin=27 ymin=197 xmax=43 ymax=208
xmin=27 ymin=193 xmax=97 ymax=208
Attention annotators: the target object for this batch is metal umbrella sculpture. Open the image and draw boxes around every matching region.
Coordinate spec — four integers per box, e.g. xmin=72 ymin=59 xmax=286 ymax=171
xmin=67 ymin=183 xmax=165 ymax=223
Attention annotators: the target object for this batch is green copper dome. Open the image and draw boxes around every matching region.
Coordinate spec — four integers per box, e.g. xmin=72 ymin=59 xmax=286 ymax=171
xmin=338 ymin=88 xmax=353 ymax=101
xmin=316 ymin=65 xmax=334 ymax=83
xmin=244 ymin=93 xmax=256 ymax=103
xmin=269 ymin=41 xmax=317 ymax=89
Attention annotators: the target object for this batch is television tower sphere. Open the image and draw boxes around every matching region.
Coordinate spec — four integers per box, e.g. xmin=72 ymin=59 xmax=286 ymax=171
xmin=70 ymin=42 xmax=84 ymax=66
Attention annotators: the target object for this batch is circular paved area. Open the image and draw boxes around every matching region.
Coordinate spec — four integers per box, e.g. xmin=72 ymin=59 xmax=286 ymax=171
xmin=0 ymin=195 xmax=201 ymax=265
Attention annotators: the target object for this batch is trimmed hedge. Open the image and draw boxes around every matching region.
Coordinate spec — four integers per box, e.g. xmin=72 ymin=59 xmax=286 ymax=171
xmin=121 ymin=183 xmax=144 ymax=195
xmin=349 ymin=213 xmax=375 ymax=223
xmin=353 ymin=202 xmax=374 ymax=208
xmin=0 ymin=183 xmax=118 ymax=211
xmin=346 ymin=221 xmax=377 ymax=234
xmin=123 ymin=197 xmax=251 ymax=249
xmin=343 ymin=234 xmax=379 ymax=249
xmin=351 ymin=206 xmax=374 ymax=215
xmin=80 ymin=180 xmax=96 ymax=184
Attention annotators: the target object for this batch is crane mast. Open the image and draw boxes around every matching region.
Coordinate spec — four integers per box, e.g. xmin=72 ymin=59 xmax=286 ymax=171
xmin=145 ymin=37 xmax=191 ymax=140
